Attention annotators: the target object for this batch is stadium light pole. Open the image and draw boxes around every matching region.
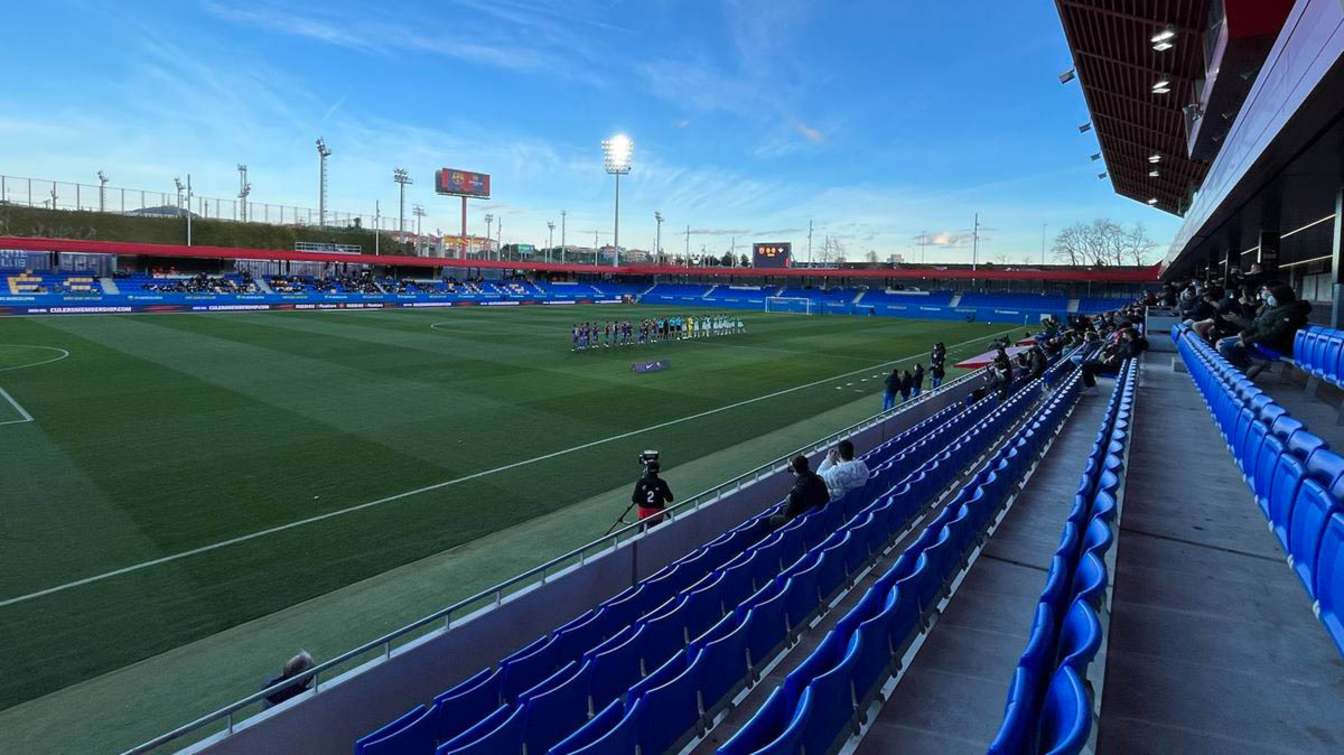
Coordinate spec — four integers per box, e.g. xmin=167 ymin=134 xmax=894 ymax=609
xmin=316 ymin=138 xmax=332 ymax=227
xmin=185 ymin=174 xmax=193 ymax=246
xmin=602 ymin=134 xmax=633 ymax=267
xmin=413 ymin=204 xmax=426 ymax=254
xmin=547 ymin=221 xmax=555 ymax=262
xmin=484 ymin=213 xmax=494 ymax=259
xmin=375 ymin=200 xmax=381 ymax=255
xmin=173 ymin=177 xmax=185 ymax=215
xmin=654 ymin=210 xmax=663 ymax=262
xmin=393 ymin=168 xmax=411 ymax=244
xmin=96 ymin=171 xmax=108 ymax=213
xmin=497 ymin=218 xmax=502 ymax=260
xmin=560 ymin=210 xmax=567 ymax=263
xmin=237 ymin=164 xmax=251 ymax=223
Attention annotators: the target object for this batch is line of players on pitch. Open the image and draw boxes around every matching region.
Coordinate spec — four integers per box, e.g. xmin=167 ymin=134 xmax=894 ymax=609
xmin=571 ymin=313 xmax=745 ymax=350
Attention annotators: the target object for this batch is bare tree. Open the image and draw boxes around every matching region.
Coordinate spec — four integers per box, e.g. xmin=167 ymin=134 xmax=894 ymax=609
xmin=1052 ymin=218 xmax=1157 ymax=266
xmin=865 ymin=250 xmax=879 ymax=264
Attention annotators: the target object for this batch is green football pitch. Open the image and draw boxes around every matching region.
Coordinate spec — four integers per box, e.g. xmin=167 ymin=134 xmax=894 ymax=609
xmin=0 ymin=306 xmax=1009 ymax=740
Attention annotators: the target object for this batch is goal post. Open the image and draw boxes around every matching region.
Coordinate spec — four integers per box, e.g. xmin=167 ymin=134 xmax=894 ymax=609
xmin=764 ymin=296 xmax=814 ymax=315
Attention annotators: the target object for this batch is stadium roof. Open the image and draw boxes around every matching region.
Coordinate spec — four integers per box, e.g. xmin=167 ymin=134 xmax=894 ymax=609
xmin=0 ymin=235 xmax=1160 ymax=283
xmin=1055 ymin=0 xmax=1211 ymax=215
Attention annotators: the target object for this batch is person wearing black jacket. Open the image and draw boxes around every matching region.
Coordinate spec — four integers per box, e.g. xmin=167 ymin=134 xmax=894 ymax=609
xmin=1081 ymin=328 xmax=1144 ymax=389
xmin=930 ymin=360 xmax=946 ymax=389
xmin=882 ymin=368 xmax=900 ymax=411
xmin=912 ymin=363 xmax=925 ymax=397
xmin=898 ymin=370 xmax=913 ymax=403
xmin=770 ymin=455 xmax=830 ymax=528
xmin=1217 ymin=284 xmax=1311 ymax=375
xmin=632 ymin=461 xmax=674 ymax=527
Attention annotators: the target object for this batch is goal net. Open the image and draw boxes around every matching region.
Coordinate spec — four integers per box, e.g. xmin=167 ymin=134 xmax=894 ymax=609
xmin=764 ymin=296 xmax=814 ymax=315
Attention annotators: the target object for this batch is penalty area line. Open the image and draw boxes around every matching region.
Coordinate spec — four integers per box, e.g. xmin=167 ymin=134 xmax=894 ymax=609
xmin=0 ymin=386 xmax=34 ymax=426
xmin=0 ymin=325 xmax=1016 ymax=608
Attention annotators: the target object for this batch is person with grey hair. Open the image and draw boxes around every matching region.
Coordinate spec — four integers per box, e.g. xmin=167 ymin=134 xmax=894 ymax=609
xmin=262 ymin=650 xmax=315 ymax=708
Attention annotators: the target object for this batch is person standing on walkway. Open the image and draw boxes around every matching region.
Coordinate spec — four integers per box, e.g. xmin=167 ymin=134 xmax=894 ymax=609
xmin=882 ymin=368 xmax=900 ymax=411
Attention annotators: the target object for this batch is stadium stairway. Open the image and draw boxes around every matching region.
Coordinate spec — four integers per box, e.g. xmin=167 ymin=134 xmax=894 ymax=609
xmin=350 ymin=356 xmax=1079 ymax=755
xmin=1095 ymin=333 xmax=1344 ymax=751
xmin=99 ymin=276 xmax=119 ymax=294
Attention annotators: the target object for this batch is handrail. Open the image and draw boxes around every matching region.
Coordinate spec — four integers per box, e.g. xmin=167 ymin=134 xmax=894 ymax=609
xmin=125 ymin=368 xmax=988 ymax=754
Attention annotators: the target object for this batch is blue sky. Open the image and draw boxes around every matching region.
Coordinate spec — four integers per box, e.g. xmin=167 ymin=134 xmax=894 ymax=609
xmin=0 ymin=0 xmax=1182 ymax=263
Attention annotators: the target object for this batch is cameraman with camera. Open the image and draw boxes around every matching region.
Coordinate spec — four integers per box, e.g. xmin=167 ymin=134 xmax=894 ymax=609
xmin=632 ymin=451 xmax=674 ymax=528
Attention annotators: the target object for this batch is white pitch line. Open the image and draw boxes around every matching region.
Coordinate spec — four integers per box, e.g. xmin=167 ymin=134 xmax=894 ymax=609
xmin=0 ymin=386 xmax=34 ymax=425
xmin=0 ymin=326 xmax=1014 ymax=608
xmin=0 ymin=345 xmax=71 ymax=373
xmin=0 ymin=345 xmax=70 ymax=426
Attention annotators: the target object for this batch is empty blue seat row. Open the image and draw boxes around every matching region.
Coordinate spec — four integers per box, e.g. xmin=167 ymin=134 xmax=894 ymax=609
xmin=1172 ymin=324 xmax=1344 ymax=656
xmin=988 ymin=358 xmax=1137 ymax=755
xmin=1294 ymin=326 xmax=1344 ymax=386
xmin=722 ymin=368 xmax=1086 ymax=755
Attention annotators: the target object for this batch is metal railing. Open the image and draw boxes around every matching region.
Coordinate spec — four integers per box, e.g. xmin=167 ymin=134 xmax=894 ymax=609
xmin=0 ymin=173 xmax=377 ymax=230
xmin=123 ymin=368 xmax=984 ymax=754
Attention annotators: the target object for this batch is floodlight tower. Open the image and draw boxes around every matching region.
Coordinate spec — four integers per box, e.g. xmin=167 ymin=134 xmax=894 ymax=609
xmin=393 ymin=168 xmax=412 ymax=242
xmin=654 ymin=211 xmax=663 ymax=261
xmin=173 ymin=177 xmax=185 ymax=215
xmin=601 ymin=133 xmax=633 ymax=267
xmin=547 ymin=221 xmax=555 ymax=262
xmin=237 ymin=164 xmax=251 ymax=222
xmin=484 ymin=213 xmax=494 ymax=258
xmin=316 ymin=138 xmax=332 ymax=227
xmin=413 ymin=204 xmax=426 ymax=254
xmin=96 ymin=171 xmax=109 ymax=213
xmin=560 ymin=210 xmax=567 ymax=263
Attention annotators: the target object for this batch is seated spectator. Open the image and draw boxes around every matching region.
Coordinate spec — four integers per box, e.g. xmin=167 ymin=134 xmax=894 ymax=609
xmin=1082 ymin=327 xmax=1146 ymax=390
xmin=817 ymin=440 xmax=870 ymax=502
xmin=262 ymin=651 xmax=315 ymax=709
xmin=1216 ymin=284 xmax=1311 ymax=377
xmin=769 ymin=455 xmax=830 ymax=528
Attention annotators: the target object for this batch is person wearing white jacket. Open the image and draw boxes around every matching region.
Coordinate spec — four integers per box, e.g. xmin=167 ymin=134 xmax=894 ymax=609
xmin=818 ymin=440 xmax=870 ymax=501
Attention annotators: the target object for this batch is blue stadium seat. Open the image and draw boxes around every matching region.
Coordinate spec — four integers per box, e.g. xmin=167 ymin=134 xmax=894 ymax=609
xmin=1069 ymin=552 xmax=1107 ymax=610
xmin=850 ymin=588 xmax=899 ymax=707
xmin=356 ymin=704 xmax=433 ymax=755
xmin=1288 ymin=480 xmax=1339 ymax=596
xmin=736 ymin=580 xmax=790 ymax=672
xmin=547 ymin=697 xmax=635 ymax=755
xmin=1035 ymin=666 xmax=1090 ymax=755
xmin=1056 ymin=599 xmax=1102 ymax=673
xmin=794 ymin=632 xmax=861 ymax=755
xmin=752 ymin=530 xmax=789 ymax=574
xmin=433 ymin=667 xmax=502 ymax=745
xmin=436 ymin=703 xmax=523 ymax=755
xmin=1016 ymin=602 xmax=1056 ymax=693
xmin=715 ymin=551 xmax=760 ymax=611
xmin=1255 ymin=434 xmax=1289 ymax=513
xmin=634 ymin=651 xmax=704 ymax=755
xmin=717 ymin=685 xmax=811 ymax=755
xmin=691 ymin=610 xmax=751 ymax=715
xmin=816 ymin=532 xmax=852 ymax=601
xmin=521 ymin=661 xmax=593 ymax=755
xmin=586 ymin=624 xmax=645 ymax=709
xmin=1316 ymin=513 xmax=1344 ymax=655
xmin=683 ymin=571 xmax=729 ymax=641
xmin=500 ymin=634 xmax=563 ymax=702
xmin=1270 ymin=455 xmax=1308 ymax=549
xmin=1082 ymin=516 xmax=1114 ymax=559
xmin=894 ymin=552 xmax=939 ymax=619
xmin=1039 ymin=556 xmax=1071 ymax=615
xmin=639 ymin=595 xmax=690 ymax=670
xmin=553 ymin=608 xmax=609 ymax=662
xmin=988 ymin=668 xmax=1037 ymax=755
xmin=778 ymin=553 xmax=823 ymax=634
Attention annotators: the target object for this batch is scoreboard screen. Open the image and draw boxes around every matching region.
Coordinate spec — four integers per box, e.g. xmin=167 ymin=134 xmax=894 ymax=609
xmin=753 ymin=242 xmax=792 ymax=269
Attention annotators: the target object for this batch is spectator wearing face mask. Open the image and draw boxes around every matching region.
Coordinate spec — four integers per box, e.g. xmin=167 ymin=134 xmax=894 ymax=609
xmin=1217 ymin=284 xmax=1312 ymax=377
